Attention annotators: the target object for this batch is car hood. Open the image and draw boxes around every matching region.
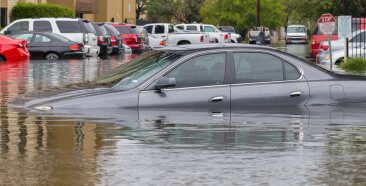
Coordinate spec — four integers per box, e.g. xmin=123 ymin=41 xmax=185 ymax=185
xmin=10 ymin=85 xmax=139 ymax=111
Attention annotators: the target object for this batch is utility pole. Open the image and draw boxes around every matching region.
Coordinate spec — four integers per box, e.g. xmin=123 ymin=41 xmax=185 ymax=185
xmin=256 ymin=0 xmax=261 ymax=27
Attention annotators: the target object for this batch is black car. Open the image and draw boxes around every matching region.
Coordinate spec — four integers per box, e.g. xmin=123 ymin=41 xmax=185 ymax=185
xmin=91 ymin=22 xmax=112 ymax=56
xmin=103 ymin=24 xmax=124 ymax=54
xmin=9 ymin=32 xmax=85 ymax=60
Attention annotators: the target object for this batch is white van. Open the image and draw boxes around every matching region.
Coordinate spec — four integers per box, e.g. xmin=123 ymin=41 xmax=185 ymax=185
xmin=1 ymin=18 xmax=100 ymax=56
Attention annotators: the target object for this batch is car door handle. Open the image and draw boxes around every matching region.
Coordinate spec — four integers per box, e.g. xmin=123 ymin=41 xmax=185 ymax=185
xmin=290 ymin=91 xmax=302 ymax=97
xmin=211 ymin=96 xmax=224 ymax=102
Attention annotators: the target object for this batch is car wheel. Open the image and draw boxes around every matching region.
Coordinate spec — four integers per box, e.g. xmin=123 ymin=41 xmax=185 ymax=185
xmin=231 ymin=39 xmax=236 ymax=43
xmin=45 ymin=52 xmax=60 ymax=60
xmin=177 ymin=41 xmax=190 ymax=45
xmin=0 ymin=56 xmax=5 ymax=62
xmin=215 ymin=39 xmax=219 ymax=43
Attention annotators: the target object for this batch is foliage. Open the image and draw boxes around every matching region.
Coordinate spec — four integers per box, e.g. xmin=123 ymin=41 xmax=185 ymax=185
xmin=146 ymin=0 xmax=204 ymax=23
xmin=11 ymin=3 xmax=75 ymax=21
xmin=136 ymin=0 xmax=149 ymax=20
xmin=200 ymin=0 xmax=286 ymax=34
xmin=340 ymin=58 xmax=366 ymax=73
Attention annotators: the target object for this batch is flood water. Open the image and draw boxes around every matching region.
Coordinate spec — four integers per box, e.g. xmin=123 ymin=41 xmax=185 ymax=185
xmin=1 ymin=45 xmax=366 ymax=185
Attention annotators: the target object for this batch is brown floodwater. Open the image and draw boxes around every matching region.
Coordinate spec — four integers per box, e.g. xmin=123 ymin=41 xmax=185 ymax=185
xmin=0 ymin=46 xmax=366 ymax=185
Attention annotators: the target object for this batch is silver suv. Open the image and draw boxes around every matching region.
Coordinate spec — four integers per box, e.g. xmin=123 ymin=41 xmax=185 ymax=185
xmin=1 ymin=18 xmax=100 ymax=57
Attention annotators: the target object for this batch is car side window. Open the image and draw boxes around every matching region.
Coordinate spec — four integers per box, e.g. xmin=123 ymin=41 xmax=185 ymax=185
xmin=204 ymin=26 xmax=216 ymax=32
xmin=233 ymin=53 xmax=284 ymax=83
xmin=168 ymin=25 xmax=174 ymax=33
xmin=7 ymin=21 xmax=29 ymax=33
xmin=284 ymin=62 xmax=300 ymax=80
xmin=56 ymin=21 xmax=83 ymax=33
xmin=164 ymin=53 xmax=226 ymax=88
xmin=350 ymin=32 xmax=366 ymax=42
xmin=14 ymin=34 xmax=33 ymax=42
xmin=33 ymin=21 xmax=52 ymax=32
xmin=154 ymin=25 xmax=165 ymax=34
xmin=33 ymin=34 xmax=51 ymax=43
xmin=144 ymin=25 xmax=153 ymax=34
xmin=176 ymin=25 xmax=184 ymax=30
xmin=187 ymin=26 xmax=197 ymax=31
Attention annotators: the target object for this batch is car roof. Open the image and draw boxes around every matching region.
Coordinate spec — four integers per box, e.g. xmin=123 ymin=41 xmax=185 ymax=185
xmin=288 ymin=25 xmax=306 ymax=28
xmin=156 ymin=43 xmax=275 ymax=52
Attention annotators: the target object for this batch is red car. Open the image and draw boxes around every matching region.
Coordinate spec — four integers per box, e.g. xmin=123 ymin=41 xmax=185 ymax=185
xmin=111 ymin=23 xmax=144 ymax=52
xmin=311 ymin=18 xmax=366 ymax=58
xmin=0 ymin=35 xmax=29 ymax=62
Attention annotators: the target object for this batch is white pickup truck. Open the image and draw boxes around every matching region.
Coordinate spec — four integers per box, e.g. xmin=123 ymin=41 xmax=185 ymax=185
xmin=174 ymin=23 xmax=231 ymax=43
xmin=143 ymin=23 xmax=209 ymax=48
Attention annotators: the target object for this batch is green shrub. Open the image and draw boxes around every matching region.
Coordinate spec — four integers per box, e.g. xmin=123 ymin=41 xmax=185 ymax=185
xmin=340 ymin=58 xmax=366 ymax=73
xmin=11 ymin=3 xmax=75 ymax=21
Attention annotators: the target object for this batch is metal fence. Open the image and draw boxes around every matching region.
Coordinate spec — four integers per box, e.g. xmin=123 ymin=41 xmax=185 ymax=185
xmin=349 ymin=18 xmax=366 ymax=59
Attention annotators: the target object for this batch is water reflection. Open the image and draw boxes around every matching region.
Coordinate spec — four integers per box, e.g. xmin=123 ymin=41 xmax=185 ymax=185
xmin=1 ymin=51 xmax=366 ymax=185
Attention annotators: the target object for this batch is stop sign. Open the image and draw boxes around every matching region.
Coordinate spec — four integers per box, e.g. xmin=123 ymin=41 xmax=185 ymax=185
xmin=318 ymin=13 xmax=336 ymax=35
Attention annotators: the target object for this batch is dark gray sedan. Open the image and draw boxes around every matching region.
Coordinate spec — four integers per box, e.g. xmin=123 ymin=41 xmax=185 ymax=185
xmin=12 ymin=44 xmax=366 ymax=112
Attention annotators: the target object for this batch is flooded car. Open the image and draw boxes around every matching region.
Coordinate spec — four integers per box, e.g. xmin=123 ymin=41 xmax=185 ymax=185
xmin=10 ymin=44 xmax=366 ymax=113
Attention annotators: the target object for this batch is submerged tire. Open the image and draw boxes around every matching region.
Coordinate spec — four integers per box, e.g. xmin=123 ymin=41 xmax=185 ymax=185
xmin=45 ymin=52 xmax=60 ymax=60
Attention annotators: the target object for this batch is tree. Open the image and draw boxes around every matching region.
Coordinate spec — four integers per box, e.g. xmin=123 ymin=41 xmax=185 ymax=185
xmin=146 ymin=0 xmax=204 ymax=23
xmin=136 ymin=0 xmax=149 ymax=20
xmin=200 ymin=0 xmax=286 ymax=34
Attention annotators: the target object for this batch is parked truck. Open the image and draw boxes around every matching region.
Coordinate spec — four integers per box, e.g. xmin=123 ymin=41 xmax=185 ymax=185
xmin=143 ymin=23 xmax=210 ymax=48
xmin=174 ymin=23 xmax=231 ymax=43
xmin=248 ymin=26 xmax=270 ymax=44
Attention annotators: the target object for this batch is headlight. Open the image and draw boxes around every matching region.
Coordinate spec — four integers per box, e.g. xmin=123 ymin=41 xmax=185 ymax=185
xmin=34 ymin=105 xmax=53 ymax=111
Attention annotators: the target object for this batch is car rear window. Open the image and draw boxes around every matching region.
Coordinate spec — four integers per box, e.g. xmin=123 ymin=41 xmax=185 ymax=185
xmin=115 ymin=26 xmax=133 ymax=34
xmin=52 ymin=34 xmax=72 ymax=42
xmin=56 ymin=21 xmax=83 ymax=33
xmin=82 ymin=21 xmax=96 ymax=33
xmin=105 ymin=25 xmax=121 ymax=36
xmin=220 ymin=27 xmax=235 ymax=33
xmin=92 ymin=23 xmax=108 ymax=36
xmin=33 ymin=21 xmax=52 ymax=32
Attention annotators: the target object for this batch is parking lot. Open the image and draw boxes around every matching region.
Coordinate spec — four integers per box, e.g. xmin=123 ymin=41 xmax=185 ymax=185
xmin=1 ymin=43 xmax=366 ymax=185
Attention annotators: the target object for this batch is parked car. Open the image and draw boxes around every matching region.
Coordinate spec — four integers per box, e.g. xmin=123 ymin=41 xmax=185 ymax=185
xmin=91 ymin=22 xmax=112 ymax=56
xmin=218 ymin=26 xmax=242 ymax=43
xmin=103 ymin=23 xmax=124 ymax=54
xmin=0 ymin=18 xmax=99 ymax=57
xmin=15 ymin=44 xmax=366 ymax=112
xmin=0 ymin=34 xmax=29 ymax=62
xmin=311 ymin=18 xmax=366 ymax=58
xmin=248 ymin=26 xmax=270 ymax=44
xmin=318 ymin=30 xmax=366 ymax=55
xmin=175 ymin=23 xmax=231 ymax=43
xmin=286 ymin=25 xmax=307 ymax=44
xmin=318 ymin=44 xmax=366 ymax=65
xmin=135 ymin=26 xmax=149 ymax=48
xmin=111 ymin=23 xmax=144 ymax=52
xmin=143 ymin=23 xmax=209 ymax=48
xmin=9 ymin=32 xmax=85 ymax=60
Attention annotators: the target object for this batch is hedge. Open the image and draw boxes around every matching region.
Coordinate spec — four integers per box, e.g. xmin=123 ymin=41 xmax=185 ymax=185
xmin=340 ymin=58 xmax=366 ymax=73
xmin=11 ymin=3 xmax=75 ymax=21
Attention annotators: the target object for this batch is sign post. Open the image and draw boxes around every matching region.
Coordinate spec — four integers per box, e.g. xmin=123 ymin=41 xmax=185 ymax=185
xmin=338 ymin=16 xmax=352 ymax=61
xmin=318 ymin=13 xmax=336 ymax=71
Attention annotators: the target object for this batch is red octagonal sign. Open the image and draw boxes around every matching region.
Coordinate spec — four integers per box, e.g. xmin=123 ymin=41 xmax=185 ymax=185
xmin=318 ymin=13 xmax=336 ymax=35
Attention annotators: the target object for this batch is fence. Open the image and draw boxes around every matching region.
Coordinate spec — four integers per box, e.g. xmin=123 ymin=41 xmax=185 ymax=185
xmin=349 ymin=18 xmax=366 ymax=59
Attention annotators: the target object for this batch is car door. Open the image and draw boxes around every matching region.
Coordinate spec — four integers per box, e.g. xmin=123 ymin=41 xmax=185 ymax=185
xmin=139 ymin=52 xmax=230 ymax=113
xmin=153 ymin=24 xmax=167 ymax=39
xmin=5 ymin=21 xmax=29 ymax=35
xmin=230 ymin=51 xmax=309 ymax=108
xmin=31 ymin=34 xmax=53 ymax=58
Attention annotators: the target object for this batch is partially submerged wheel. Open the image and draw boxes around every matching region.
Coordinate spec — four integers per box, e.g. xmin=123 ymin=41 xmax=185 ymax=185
xmin=45 ymin=52 xmax=60 ymax=60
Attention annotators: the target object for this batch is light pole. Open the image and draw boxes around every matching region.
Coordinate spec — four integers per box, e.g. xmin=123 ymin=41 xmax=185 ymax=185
xmin=256 ymin=0 xmax=261 ymax=27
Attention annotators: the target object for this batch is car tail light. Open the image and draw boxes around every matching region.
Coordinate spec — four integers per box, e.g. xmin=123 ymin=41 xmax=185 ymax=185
xmin=321 ymin=44 xmax=329 ymax=51
xmin=98 ymin=36 xmax=105 ymax=45
xmin=311 ymin=38 xmax=315 ymax=45
xmin=224 ymin=34 xmax=229 ymax=40
xmin=160 ymin=40 xmax=166 ymax=46
xmin=69 ymin=44 xmax=81 ymax=51
xmin=200 ymin=35 xmax=204 ymax=42
xmin=111 ymin=36 xmax=117 ymax=46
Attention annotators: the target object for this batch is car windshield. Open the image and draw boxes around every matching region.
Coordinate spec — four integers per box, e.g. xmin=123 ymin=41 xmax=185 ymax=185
xmin=287 ymin=27 xmax=306 ymax=33
xmin=95 ymin=51 xmax=182 ymax=90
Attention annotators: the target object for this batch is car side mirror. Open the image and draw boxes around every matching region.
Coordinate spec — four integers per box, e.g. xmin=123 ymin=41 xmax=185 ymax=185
xmin=154 ymin=77 xmax=176 ymax=91
xmin=4 ymin=30 xmax=10 ymax=35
